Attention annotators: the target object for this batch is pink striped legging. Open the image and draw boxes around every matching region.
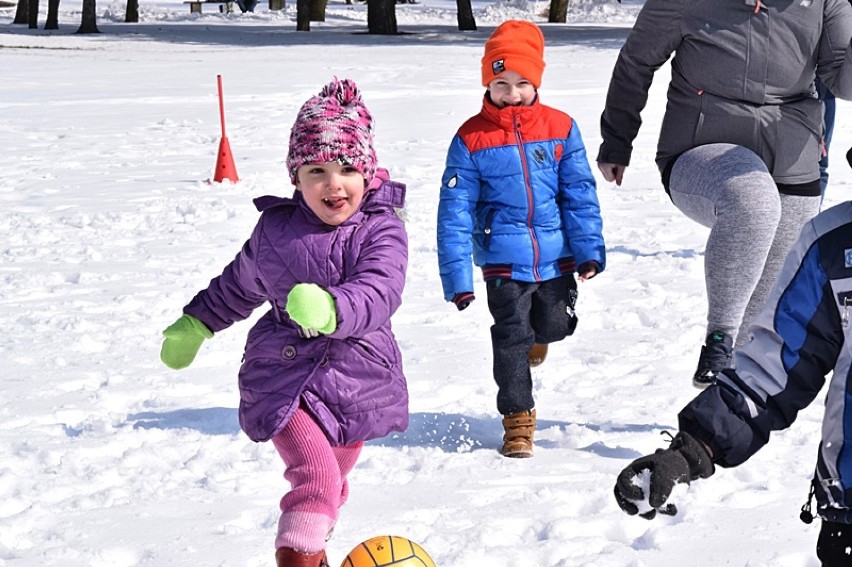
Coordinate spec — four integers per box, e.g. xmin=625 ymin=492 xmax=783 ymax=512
xmin=271 ymin=407 xmax=363 ymax=553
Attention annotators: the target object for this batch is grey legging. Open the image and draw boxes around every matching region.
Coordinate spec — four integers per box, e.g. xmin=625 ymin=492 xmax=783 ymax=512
xmin=669 ymin=144 xmax=820 ymax=348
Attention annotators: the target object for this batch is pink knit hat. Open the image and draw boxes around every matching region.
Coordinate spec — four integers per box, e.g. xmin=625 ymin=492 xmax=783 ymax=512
xmin=286 ymin=78 xmax=377 ymax=184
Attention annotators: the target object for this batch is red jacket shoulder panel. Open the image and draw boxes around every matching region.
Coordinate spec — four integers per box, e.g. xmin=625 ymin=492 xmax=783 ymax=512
xmin=457 ymin=101 xmax=574 ymax=154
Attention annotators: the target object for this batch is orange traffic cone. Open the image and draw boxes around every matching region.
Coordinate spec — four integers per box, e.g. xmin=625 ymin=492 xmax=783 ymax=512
xmin=214 ymin=135 xmax=239 ymax=183
xmin=212 ymin=74 xmax=239 ymax=183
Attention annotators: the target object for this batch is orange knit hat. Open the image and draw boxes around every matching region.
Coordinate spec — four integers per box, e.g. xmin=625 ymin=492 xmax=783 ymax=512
xmin=481 ymin=20 xmax=546 ymax=89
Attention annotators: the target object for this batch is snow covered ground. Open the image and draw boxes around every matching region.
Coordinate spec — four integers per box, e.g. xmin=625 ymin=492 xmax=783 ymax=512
xmin=2 ymin=0 xmax=852 ymax=564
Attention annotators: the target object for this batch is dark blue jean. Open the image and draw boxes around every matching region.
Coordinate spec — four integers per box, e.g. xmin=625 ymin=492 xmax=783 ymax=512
xmin=485 ymin=275 xmax=577 ymax=415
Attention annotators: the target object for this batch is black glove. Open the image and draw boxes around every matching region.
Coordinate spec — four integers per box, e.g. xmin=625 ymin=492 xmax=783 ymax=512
xmin=614 ymin=431 xmax=715 ymax=520
xmin=452 ymin=292 xmax=475 ymax=311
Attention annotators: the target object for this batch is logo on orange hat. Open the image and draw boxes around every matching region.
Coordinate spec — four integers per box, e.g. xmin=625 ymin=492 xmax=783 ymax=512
xmin=491 ymin=59 xmax=506 ymax=76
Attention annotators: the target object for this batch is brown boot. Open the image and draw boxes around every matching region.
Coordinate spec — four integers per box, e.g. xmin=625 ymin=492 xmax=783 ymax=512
xmin=501 ymin=409 xmax=536 ymax=458
xmin=275 ymin=547 xmax=329 ymax=567
xmin=528 ymin=343 xmax=548 ymax=367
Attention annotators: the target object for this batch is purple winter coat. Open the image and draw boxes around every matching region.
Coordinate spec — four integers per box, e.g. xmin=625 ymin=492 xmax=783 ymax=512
xmin=183 ymin=169 xmax=409 ymax=445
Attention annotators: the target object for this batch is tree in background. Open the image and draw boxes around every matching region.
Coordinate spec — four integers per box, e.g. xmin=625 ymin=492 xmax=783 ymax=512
xmin=549 ymin=0 xmax=568 ymax=23
xmin=44 ymin=0 xmax=59 ymax=29
xmin=27 ymin=0 xmax=37 ymax=28
xmin=456 ymin=0 xmax=475 ymax=30
xmin=296 ymin=0 xmax=310 ymax=30
xmin=76 ymin=0 xmax=99 ymax=33
xmin=310 ymin=0 xmax=328 ymax=21
xmin=126 ymin=0 xmax=139 ymax=23
xmin=367 ymin=0 xmax=396 ymax=34
xmin=13 ymin=0 xmax=27 ymax=24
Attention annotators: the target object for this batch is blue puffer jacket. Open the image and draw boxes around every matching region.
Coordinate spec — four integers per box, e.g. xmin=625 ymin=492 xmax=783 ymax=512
xmin=678 ymin=201 xmax=852 ymax=524
xmin=437 ymin=95 xmax=605 ymax=301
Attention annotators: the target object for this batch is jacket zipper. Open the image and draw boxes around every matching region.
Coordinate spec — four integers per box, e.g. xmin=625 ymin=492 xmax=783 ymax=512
xmin=514 ymin=114 xmax=541 ymax=281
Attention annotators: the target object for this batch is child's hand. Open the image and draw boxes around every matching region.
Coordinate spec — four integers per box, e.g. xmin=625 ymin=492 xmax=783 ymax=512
xmin=160 ymin=314 xmax=213 ymax=370
xmin=286 ymin=283 xmax=338 ymax=335
xmin=452 ymin=292 xmax=475 ymax=311
xmin=577 ymin=261 xmax=600 ymax=282
xmin=613 ymin=432 xmax=714 ymax=520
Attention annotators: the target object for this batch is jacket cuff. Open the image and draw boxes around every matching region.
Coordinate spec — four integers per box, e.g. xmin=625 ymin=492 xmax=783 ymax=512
xmin=452 ymin=292 xmax=475 ymax=311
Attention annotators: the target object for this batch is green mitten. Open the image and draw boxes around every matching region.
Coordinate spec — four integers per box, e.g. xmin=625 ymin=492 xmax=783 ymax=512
xmin=286 ymin=283 xmax=337 ymax=334
xmin=160 ymin=314 xmax=214 ymax=370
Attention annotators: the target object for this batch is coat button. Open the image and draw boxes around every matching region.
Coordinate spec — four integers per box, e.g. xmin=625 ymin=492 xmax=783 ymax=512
xmin=282 ymin=345 xmax=296 ymax=360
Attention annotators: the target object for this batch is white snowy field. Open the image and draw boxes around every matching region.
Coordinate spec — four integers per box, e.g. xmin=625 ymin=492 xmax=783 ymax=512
xmin=2 ymin=0 xmax=852 ymax=565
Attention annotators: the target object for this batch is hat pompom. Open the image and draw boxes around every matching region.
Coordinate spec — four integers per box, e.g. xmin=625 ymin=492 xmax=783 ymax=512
xmin=320 ymin=77 xmax=361 ymax=105
xmin=286 ymin=77 xmax=377 ymax=185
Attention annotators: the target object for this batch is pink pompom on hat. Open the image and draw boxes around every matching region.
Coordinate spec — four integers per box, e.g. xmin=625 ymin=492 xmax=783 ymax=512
xmin=286 ymin=77 xmax=378 ymax=185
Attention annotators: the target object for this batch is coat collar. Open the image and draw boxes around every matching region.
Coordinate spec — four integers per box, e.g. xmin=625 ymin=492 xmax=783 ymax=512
xmin=479 ymin=92 xmax=543 ymax=130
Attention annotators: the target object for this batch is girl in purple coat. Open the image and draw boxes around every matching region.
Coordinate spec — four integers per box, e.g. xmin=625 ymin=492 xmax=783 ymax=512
xmin=159 ymin=78 xmax=409 ymax=567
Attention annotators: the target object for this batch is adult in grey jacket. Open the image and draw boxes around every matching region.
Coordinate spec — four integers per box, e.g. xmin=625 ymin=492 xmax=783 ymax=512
xmin=597 ymin=0 xmax=852 ymax=389
xmin=613 ymin=199 xmax=852 ymax=566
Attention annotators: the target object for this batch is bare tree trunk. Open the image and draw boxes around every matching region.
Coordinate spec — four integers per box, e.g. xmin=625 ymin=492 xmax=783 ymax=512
xmin=548 ymin=0 xmax=568 ymax=23
xmin=309 ymin=0 xmax=327 ymax=21
xmin=27 ymin=0 xmax=38 ymax=28
xmin=455 ymin=0 xmax=475 ymax=30
xmin=44 ymin=0 xmax=59 ymax=29
xmin=76 ymin=0 xmax=99 ymax=33
xmin=125 ymin=0 xmax=139 ymax=23
xmin=296 ymin=0 xmax=310 ymax=30
xmin=367 ymin=0 xmax=396 ymax=34
xmin=13 ymin=0 xmax=28 ymax=24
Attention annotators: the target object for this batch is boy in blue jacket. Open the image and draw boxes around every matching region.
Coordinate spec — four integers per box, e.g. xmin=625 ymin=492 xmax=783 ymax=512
xmin=437 ymin=20 xmax=605 ymax=458
xmin=613 ymin=194 xmax=852 ymax=566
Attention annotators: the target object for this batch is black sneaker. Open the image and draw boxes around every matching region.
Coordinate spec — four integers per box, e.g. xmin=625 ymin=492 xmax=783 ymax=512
xmin=692 ymin=331 xmax=733 ymax=389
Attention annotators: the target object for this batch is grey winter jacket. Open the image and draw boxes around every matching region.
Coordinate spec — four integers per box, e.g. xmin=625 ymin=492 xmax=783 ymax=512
xmin=598 ymin=0 xmax=852 ymax=190
xmin=678 ymin=201 xmax=852 ymax=523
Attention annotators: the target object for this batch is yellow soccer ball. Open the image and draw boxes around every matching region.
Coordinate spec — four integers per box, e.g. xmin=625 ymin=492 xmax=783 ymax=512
xmin=340 ymin=535 xmax=436 ymax=567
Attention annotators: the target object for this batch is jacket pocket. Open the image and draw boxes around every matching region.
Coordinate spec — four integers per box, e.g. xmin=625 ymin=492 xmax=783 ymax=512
xmin=482 ymin=208 xmax=497 ymax=251
xmin=693 ymin=91 xmax=758 ymax=151
xmin=772 ymin=97 xmax=822 ymax=182
xmin=346 ymin=337 xmax=392 ymax=369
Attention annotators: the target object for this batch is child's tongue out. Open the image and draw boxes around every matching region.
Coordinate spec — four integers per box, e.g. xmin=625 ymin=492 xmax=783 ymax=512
xmin=324 ymin=197 xmax=346 ymax=210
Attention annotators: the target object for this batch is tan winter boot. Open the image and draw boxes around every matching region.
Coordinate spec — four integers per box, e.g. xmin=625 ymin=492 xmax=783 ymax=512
xmin=528 ymin=343 xmax=548 ymax=367
xmin=275 ymin=547 xmax=329 ymax=567
xmin=500 ymin=409 xmax=536 ymax=458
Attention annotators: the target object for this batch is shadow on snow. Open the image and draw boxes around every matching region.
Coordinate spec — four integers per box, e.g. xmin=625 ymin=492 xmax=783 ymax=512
xmin=126 ymin=407 xmax=665 ymax=459
xmin=0 ymin=20 xmax=631 ymax=49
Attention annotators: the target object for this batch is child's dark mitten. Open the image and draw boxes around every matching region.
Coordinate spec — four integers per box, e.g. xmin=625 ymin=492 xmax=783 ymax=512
xmin=614 ymin=431 xmax=714 ymax=519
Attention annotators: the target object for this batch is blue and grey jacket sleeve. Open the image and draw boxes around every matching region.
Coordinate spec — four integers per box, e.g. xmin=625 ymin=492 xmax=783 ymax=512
xmin=678 ymin=204 xmax=852 ymax=467
xmin=437 ymin=134 xmax=481 ymax=302
xmin=558 ymin=122 xmax=605 ymax=271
